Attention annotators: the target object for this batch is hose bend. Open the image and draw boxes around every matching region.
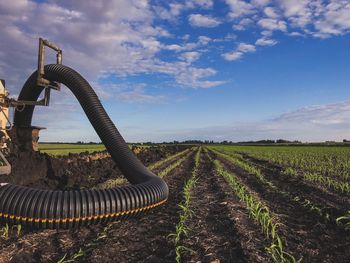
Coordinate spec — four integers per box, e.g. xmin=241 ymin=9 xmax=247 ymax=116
xmin=0 ymin=64 xmax=168 ymax=228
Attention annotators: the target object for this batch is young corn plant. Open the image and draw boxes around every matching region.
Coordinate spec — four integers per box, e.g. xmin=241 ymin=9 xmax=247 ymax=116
xmin=212 ymin=148 xmax=334 ymax=226
xmin=283 ymin=167 xmax=350 ymax=194
xmin=149 ymin=147 xmax=193 ymax=171
xmin=212 ymin=149 xmax=274 ymax=189
xmin=0 ymin=224 xmax=9 ymax=239
xmin=94 ymin=148 xmax=194 ymax=189
xmin=170 ymin=147 xmax=201 ymax=263
xmin=57 ymin=223 xmax=115 ymax=263
xmin=158 ymin=150 xmax=193 ymax=178
xmin=214 ymin=160 xmax=297 ymax=263
xmin=336 ymin=210 xmax=350 ymax=229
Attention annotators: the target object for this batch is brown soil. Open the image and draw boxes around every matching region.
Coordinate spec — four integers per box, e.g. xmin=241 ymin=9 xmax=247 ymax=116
xmin=0 ymin=145 xmax=189 ymax=189
xmin=0 ymin=147 xmax=193 ymax=262
xmin=181 ymin=153 xmax=271 ymax=263
xmin=212 ymin=150 xmax=350 ymax=263
xmin=84 ymin=151 xmax=196 ymax=263
xmin=0 ymin=146 xmax=348 ymax=262
xmin=242 ymin=154 xmax=350 ymax=218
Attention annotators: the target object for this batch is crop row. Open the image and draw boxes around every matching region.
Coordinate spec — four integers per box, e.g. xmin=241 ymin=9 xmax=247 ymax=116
xmin=94 ymin=147 xmax=193 ymax=189
xmin=210 ymin=148 xmax=340 ymax=225
xmin=212 ymin=157 xmax=297 ymax=263
xmin=282 ymin=167 xmax=350 ymax=194
xmin=148 ymin=147 xmax=193 ymax=171
xmin=211 ymin=145 xmax=350 ymax=194
xmin=170 ymin=147 xmax=201 ymax=262
xmin=213 ymin=145 xmax=350 ymax=182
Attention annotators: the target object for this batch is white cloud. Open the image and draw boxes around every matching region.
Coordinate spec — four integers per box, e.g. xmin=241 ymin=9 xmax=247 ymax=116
xmin=264 ymin=6 xmax=279 ymax=18
xmin=237 ymin=43 xmax=256 ymax=53
xmin=188 ymin=14 xmax=221 ymax=27
xmin=222 ymin=51 xmax=243 ymax=61
xmin=255 ymin=37 xmax=278 ymax=46
xmin=163 ymin=35 xmax=211 ymax=52
xmin=153 ymin=0 xmax=214 ymax=21
xmin=180 ymin=51 xmax=201 ymax=63
xmin=116 ymin=87 xmax=166 ymax=104
xmin=257 ymin=18 xmax=287 ymax=31
xmin=232 ymin=18 xmax=253 ymax=30
xmin=225 ymin=0 xmax=255 ymax=18
xmin=278 ymin=0 xmax=313 ymax=28
xmin=223 ymin=42 xmax=256 ymax=61
xmin=313 ymin=2 xmax=350 ymax=38
xmin=175 ymin=66 xmax=225 ymax=88
xmin=224 ymin=0 xmax=350 ymax=40
xmin=0 ymin=0 xmax=224 ymax=94
xmin=198 ymin=35 xmax=212 ymax=44
xmin=186 ymin=0 xmax=214 ymax=9
xmin=252 ymin=0 xmax=271 ymax=7
xmin=272 ymin=100 xmax=350 ymax=128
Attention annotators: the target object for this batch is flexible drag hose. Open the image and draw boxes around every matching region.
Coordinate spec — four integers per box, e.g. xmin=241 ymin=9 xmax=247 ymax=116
xmin=0 ymin=64 xmax=169 ymax=229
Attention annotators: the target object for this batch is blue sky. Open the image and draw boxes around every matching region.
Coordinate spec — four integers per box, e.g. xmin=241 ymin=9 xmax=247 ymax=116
xmin=1 ymin=0 xmax=350 ymax=142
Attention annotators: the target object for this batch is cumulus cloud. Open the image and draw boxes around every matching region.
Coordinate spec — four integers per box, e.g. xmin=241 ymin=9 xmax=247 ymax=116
xmin=226 ymin=0 xmax=350 ymax=40
xmin=180 ymin=51 xmax=201 ymax=63
xmin=153 ymin=0 xmax=213 ymax=21
xmin=225 ymin=0 xmax=255 ymax=18
xmin=188 ymin=14 xmax=221 ymax=27
xmin=222 ymin=51 xmax=243 ymax=61
xmin=222 ymin=42 xmax=256 ymax=61
xmin=237 ymin=43 xmax=256 ymax=52
xmin=174 ymin=66 xmax=226 ymax=88
xmin=232 ymin=18 xmax=253 ymax=31
xmin=255 ymin=37 xmax=278 ymax=46
xmin=264 ymin=6 xmax=279 ymax=18
xmin=257 ymin=18 xmax=287 ymax=31
xmin=0 ymin=0 xmax=224 ymax=94
xmin=163 ymin=36 xmax=210 ymax=55
xmin=187 ymin=0 xmax=214 ymax=9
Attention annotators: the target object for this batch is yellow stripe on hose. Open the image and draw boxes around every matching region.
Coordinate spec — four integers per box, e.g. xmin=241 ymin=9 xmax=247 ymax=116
xmin=0 ymin=199 xmax=167 ymax=224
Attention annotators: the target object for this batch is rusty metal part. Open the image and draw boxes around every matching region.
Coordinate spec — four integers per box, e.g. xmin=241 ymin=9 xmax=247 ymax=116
xmin=37 ymin=38 xmax=62 ymax=91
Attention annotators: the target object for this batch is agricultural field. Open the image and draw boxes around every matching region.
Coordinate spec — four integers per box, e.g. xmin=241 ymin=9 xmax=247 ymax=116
xmin=39 ymin=143 xmax=153 ymax=155
xmin=39 ymin=144 xmax=107 ymax=155
xmin=0 ymin=144 xmax=349 ymax=262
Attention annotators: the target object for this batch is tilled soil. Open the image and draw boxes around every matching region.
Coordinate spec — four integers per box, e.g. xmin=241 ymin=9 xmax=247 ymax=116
xmin=242 ymin=154 xmax=350 ymax=218
xmin=84 ymin=151 xmax=196 ymax=263
xmin=213 ymin=151 xmax=350 ymax=263
xmin=0 ymin=145 xmax=189 ymax=189
xmin=1 ymin=146 xmax=348 ymax=262
xmin=181 ymin=153 xmax=271 ymax=263
xmin=0 ymin=145 xmax=190 ymax=263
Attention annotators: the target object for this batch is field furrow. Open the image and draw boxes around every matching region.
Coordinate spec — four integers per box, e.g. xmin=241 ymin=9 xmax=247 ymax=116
xmin=179 ymin=151 xmax=270 ymax=263
xmin=241 ymin=154 xmax=350 ymax=220
xmin=210 ymin=149 xmax=350 ymax=262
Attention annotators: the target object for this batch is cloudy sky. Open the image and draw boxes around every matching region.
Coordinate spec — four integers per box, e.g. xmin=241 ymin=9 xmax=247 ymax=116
xmin=1 ymin=0 xmax=350 ymax=142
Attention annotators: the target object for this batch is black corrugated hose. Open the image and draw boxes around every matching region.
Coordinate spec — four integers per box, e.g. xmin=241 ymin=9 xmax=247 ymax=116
xmin=0 ymin=64 xmax=168 ymax=229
